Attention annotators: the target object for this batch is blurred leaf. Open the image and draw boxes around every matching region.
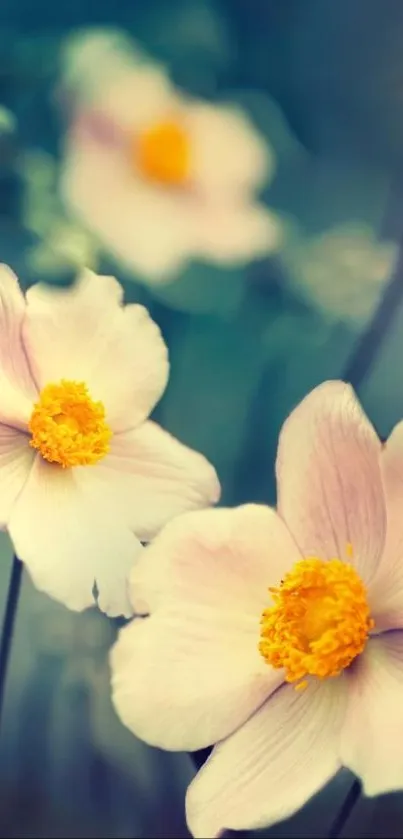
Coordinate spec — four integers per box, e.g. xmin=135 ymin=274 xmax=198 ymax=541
xmin=230 ymin=308 xmax=358 ymax=506
xmin=147 ymin=261 xmax=246 ymax=318
xmin=157 ymin=302 xmax=273 ymax=499
xmin=132 ymin=0 xmax=233 ymax=96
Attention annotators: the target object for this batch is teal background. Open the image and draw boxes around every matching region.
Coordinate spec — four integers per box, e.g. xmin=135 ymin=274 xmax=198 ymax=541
xmin=1 ymin=1 xmax=403 ymax=836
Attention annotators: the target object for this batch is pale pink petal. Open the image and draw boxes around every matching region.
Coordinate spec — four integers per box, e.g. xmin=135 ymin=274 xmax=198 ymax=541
xmin=0 ymin=425 xmax=34 ymax=527
xmin=8 ymin=455 xmax=142 ymax=616
xmin=61 ymin=137 xmax=195 ymax=282
xmin=196 ymin=202 xmax=282 ymax=264
xmin=276 ymin=380 xmax=385 ymax=584
xmin=111 ymin=505 xmax=300 ymax=750
xmin=367 ymin=423 xmax=403 ymax=630
xmin=128 ymin=504 xmax=301 ymax=616
xmin=23 ymin=269 xmax=169 ymax=431
xmin=0 ymin=265 xmax=38 ymax=427
xmin=189 ymin=104 xmax=274 ymax=197
xmin=341 ymin=632 xmax=403 ymax=795
xmin=186 ymin=678 xmax=346 ymax=837
xmin=81 ymin=420 xmax=220 ymax=541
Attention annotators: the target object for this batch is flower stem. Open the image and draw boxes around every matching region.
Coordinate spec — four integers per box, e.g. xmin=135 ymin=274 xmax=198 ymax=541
xmin=343 ymin=231 xmax=403 ymax=389
xmin=328 ymin=779 xmax=361 ymax=838
xmin=0 ymin=554 xmax=23 ymax=729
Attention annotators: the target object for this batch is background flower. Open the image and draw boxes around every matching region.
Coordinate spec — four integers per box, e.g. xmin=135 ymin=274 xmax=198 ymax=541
xmin=59 ymin=30 xmax=282 ymax=283
xmin=279 ymin=222 xmax=398 ymax=325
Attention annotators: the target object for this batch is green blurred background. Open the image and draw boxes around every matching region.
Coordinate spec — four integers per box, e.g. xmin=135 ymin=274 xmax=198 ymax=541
xmin=1 ymin=0 xmax=403 ymax=836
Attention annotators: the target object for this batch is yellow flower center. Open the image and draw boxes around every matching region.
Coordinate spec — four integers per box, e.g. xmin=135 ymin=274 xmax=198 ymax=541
xmin=28 ymin=380 xmax=112 ymax=468
xmin=259 ymin=557 xmax=374 ymax=688
xmin=134 ymin=119 xmax=190 ymax=186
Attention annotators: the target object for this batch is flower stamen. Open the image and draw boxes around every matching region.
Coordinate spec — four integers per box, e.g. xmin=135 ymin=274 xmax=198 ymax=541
xmin=29 ymin=379 xmax=111 ymax=468
xmin=134 ymin=119 xmax=190 ymax=186
xmin=259 ymin=557 xmax=374 ymax=687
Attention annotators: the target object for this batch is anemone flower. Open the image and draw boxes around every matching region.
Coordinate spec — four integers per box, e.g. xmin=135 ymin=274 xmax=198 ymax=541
xmin=111 ymin=380 xmax=403 ymax=835
xmin=0 ymin=265 xmax=219 ymax=616
xmin=60 ymin=33 xmax=281 ymax=282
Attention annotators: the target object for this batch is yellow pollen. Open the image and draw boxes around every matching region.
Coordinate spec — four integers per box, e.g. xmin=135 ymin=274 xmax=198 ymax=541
xmin=28 ymin=380 xmax=112 ymax=468
xmin=259 ymin=557 xmax=374 ymax=686
xmin=134 ymin=119 xmax=190 ymax=186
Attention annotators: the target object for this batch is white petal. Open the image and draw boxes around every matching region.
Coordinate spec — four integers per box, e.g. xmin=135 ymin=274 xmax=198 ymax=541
xmin=61 ymin=29 xmax=144 ymax=105
xmin=196 ymin=203 xmax=282 ymax=264
xmin=0 ymin=265 xmax=38 ymax=427
xmin=276 ymin=380 xmax=385 ymax=584
xmin=0 ymin=425 xmax=34 ymax=527
xmin=111 ymin=613 xmax=280 ymax=752
xmin=8 ymin=456 xmax=142 ymax=616
xmin=367 ymin=423 xmax=403 ymax=630
xmin=186 ymin=679 xmax=346 ymax=837
xmin=85 ymin=420 xmax=220 ymax=541
xmin=23 ymin=269 xmax=169 ymax=430
xmin=95 ymin=64 xmax=179 ymax=133
xmin=67 ymin=41 xmax=179 ymax=133
xmin=111 ymin=505 xmax=300 ymax=750
xmin=189 ymin=104 xmax=274 ymax=196
xmin=341 ymin=633 xmax=403 ymax=795
xmin=61 ymin=136 xmax=195 ymax=282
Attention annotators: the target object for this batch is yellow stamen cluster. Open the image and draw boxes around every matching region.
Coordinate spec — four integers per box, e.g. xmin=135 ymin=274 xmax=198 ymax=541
xmin=135 ymin=120 xmax=190 ymax=186
xmin=260 ymin=558 xmax=374 ymax=687
xmin=29 ymin=380 xmax=111 ymax=468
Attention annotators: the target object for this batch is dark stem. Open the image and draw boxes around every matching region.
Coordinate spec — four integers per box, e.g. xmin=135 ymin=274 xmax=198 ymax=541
xmin=328 ymin=779 xmax=361 ymax=838
xmin=343 ymin=241 xmax=403 ymax=388
xmin=0 ymin=554 xmax=23 ymax=728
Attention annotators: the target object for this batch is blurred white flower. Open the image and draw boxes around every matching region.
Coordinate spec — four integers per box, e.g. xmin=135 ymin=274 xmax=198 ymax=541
xmin=0 ymin=265 xmax=219 ymax=616
xmin=59 ymin=32 xmax=281 ymax=284
xmin=280 ymin=223 xmax=397 ymax=324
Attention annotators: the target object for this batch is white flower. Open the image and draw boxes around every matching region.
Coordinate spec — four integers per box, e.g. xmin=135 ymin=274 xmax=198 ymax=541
xmin=0 ymin=265 xmax=219 ymax=616
xmin=280 ymin=222 xmax=397 ymax=324
xmin=60 ymin=32 xmax=281 ymax=283
xmin=111 ymin=381 xmax=403 ymax=835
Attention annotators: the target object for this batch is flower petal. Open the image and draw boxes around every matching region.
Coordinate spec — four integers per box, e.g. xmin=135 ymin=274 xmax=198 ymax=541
xmin=61 ymin=137 xmax=195 ymax=282
xmin=367 ymin=423 xmax=403 ymax=630
xmin=0 ymin=425 xmax=34 ymax=527
xmin=341 ymin=632 xmax=403 ymax=795
xmin=186 ymin=679 xmax=345 ymax=837
xmin=0 ymin=265 xmax=38 ymax=427
xmin=23 ymin=269 xmax=169 ymax=430
xmin=129 ymin=504 xmax=301 ymax=616
xmin=8 ymin=455 xmax=142 ymax=616
xmin=85 ymin=420 xmax=220 ymax=541
xmin=189 ymin=104 xmax=274 ymax=196
xmin=276 ymin=380 xmax=385 ymax=584
xmin=64 ymin=30 xmax=178 ymax=134
xmin=93 ymin=64 xmax=178 ymax=133
xmin=196 ymin=203 xmax=282 ymax=265
xmin=111 ymin=613 xmax=280 ymax=753
xmin=111 ymin=505 xmax=300 ymax=750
